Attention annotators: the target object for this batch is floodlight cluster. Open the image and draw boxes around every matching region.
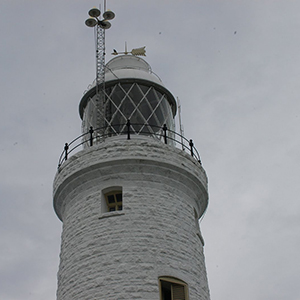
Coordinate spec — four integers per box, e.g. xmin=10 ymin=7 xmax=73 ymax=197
xmin=85 ymin=7 xmax=115 ymax=29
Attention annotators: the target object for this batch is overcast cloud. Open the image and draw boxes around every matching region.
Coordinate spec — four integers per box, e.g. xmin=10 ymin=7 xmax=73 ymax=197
xmin=0 ymin=1 xmax=299 ymax=299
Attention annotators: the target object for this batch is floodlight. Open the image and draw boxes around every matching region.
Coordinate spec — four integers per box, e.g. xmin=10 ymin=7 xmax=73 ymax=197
xmin=103 ymin=10 xmax=115 ymax=20
xmin=99 ymin=20 xmax=111 ymax=29
xmin=89 ymin=8 xmax=101 ymax=18
xmin=85 ymin=18 xmax=97 ymax=27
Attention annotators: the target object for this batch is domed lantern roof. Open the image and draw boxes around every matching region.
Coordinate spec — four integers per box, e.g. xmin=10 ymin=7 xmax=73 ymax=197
xmin=105 ymin=55 xmax=163 ymax=85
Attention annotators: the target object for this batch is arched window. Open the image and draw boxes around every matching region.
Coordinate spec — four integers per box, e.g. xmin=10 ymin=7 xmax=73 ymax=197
xmin=159 ymin=277 xmax=189 ymax=300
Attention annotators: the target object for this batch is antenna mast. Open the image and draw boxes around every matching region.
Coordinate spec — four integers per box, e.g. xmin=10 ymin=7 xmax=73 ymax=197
xmin=85 ymin=3 xmax=115 ymax=136
xmin=177 ymin=97 xmax=185 ymax=150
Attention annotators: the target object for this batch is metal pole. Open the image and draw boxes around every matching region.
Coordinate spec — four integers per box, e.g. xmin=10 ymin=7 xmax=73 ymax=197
xmin=127 ymin=119 xmax=131 ymax=140
xmin=89 ymin=126 xmax=94 ymax=146
xmin=64 ymin=143 xmax=69 ymax=161
xmin=189 ymin=139 xmax=194 ymax=157
xmin=163 ymin=124 xmax=168 ymax=144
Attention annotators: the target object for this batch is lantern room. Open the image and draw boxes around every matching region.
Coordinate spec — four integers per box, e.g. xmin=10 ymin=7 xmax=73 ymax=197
xmin=79 ymin=55 xmax=177 ymax=141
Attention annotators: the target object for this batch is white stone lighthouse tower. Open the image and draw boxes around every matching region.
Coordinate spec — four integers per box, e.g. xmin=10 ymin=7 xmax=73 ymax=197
xmin=53 ymin=11 xmax=210 ymax=299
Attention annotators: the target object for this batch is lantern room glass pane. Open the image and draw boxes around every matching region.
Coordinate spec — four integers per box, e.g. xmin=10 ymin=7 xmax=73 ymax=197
xmin=82 ymin=82 xmax=175 ymax=142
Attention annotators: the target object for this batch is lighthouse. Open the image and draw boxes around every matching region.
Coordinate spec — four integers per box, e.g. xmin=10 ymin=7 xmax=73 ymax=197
xmin=53 ymin=7 xmax=210 ymax=300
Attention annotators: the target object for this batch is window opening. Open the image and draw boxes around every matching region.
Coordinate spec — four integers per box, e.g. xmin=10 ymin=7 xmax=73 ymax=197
xmin=104 ymin=190 xmax=122 ymax=212
xmin=159 ymin=277 xmax=188 ymax=300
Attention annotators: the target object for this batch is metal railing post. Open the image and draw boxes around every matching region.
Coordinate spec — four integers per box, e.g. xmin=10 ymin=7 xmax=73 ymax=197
xmin=64 ymin=143 xmax=69 ymax=161
xmin=163 ymin=124 xmax=167 ymax=144
xmin=189 ymin=139 xmax=194 ymax=157
xmin=89 ymin=126 xmax=94 ymax=146
xmin=127 ymin=119 xmax=131 ymax=140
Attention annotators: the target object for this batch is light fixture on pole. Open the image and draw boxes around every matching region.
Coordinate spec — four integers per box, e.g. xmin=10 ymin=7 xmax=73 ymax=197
xmin=85 ymin=7 xmax=115 ymax=29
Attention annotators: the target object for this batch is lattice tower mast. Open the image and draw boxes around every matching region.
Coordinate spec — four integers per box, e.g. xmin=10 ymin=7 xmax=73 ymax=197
xmin=95 ymin=23 xmax=105 ymax=133
xmin=85 ymin=2 xmax=115 ymax=137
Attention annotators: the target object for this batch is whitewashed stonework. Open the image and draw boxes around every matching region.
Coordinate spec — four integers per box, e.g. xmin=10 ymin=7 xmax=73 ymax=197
xmin=53 ymin=136 xmax=210 ymax=300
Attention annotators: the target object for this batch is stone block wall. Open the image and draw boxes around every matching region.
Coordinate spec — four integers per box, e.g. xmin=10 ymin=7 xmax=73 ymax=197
xmin=53 ymin=137 xmax=210 ymax=300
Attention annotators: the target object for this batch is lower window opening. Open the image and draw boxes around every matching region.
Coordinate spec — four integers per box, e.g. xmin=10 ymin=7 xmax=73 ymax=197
xmin=159 ymin=277 xmax=188 ymax=300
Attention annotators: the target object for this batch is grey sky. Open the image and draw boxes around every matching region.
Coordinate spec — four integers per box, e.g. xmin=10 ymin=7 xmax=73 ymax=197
xmin=0 ymin=0 xmax=299 ymax=299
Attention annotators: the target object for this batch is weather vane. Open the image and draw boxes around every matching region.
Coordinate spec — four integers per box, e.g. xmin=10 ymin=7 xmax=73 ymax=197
xmin=112 ymin=42 xmax=146 ymax=56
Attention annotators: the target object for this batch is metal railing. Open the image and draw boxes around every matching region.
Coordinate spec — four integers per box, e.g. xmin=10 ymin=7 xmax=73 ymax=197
xmin=57 ymin=120 xmax=201 ymax=169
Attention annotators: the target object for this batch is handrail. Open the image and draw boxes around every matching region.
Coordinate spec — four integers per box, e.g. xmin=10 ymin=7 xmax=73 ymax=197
xmin=57 ymin=121 xmax=201 ymax=169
